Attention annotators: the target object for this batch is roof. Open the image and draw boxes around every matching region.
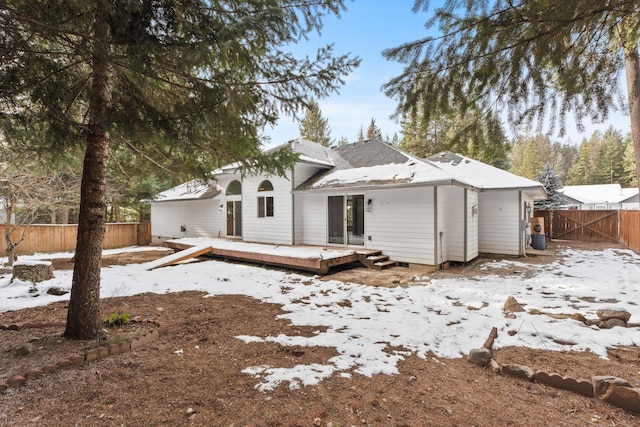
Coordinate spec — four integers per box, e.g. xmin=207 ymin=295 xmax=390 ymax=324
xmin=154 ymin=179 xmax=222 ymax=202
xmin=427 ymin=151 xmax=547 ymax=199
xmin=297 ymin=140 xmax=456 ymax=190
xmin=560 ymin=184 xmax=639 ymax=204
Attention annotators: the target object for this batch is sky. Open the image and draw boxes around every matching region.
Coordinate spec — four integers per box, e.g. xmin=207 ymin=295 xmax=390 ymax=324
xmin=2 ymin=241 xmax=640 ymax=391
xmin=262 ymin=0 xmax=631 ymax=149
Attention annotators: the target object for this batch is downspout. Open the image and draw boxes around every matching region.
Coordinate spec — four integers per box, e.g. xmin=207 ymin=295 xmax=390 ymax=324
xmin=291 ymin=167 xmax=295 ymax=245
xmin=434 ymin=186 xmax=439 ymax=266
xmin=463 ymin=188 xmax=468 ymax=262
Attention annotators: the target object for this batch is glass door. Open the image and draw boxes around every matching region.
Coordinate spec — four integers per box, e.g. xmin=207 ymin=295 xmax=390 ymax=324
xmin=347 ymin=195 xmax=365 ymax=245
xmin=328 ymin=196 xmax=344 ymax=244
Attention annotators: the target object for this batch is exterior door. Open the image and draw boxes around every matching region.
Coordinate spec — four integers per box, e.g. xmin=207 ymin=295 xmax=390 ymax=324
xmin=226 ymin=201 xmax=242 ymax=237
xmin=328 ymin=196 xmax=344 ymax=244
xmin=347 ymin=195 xmax=365 ymax=245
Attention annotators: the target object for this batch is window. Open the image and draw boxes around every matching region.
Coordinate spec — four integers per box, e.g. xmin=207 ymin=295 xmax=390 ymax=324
xmin=226 ymin=180 xmax=241 ymax=195
xmin=257 ymin=180 xmax=274 ymax=217
xmin=258 ymin=196 xmax=274 ymax=217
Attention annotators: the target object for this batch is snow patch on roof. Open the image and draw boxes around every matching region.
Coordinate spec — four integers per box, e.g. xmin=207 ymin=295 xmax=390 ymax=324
xmin=155 ymin=179 xmax=221 ymax=202
xmin=560 ymin=184 xmax=639 ymax=204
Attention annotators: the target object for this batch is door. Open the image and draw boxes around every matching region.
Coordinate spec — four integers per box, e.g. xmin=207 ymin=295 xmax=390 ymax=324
xmin=226 ymin=201 xmax=242 ymax=237
xmin=347 ymin=195 xmax=365 ymax=245
xmin=328 ymin=196 xmax=344 ymax=244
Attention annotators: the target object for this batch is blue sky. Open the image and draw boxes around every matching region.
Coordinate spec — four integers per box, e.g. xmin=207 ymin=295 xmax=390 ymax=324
xmin=262 ymin=0 xmax=630 ymax=148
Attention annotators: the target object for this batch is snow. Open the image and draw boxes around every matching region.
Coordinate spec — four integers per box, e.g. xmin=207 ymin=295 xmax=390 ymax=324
xmin=310 ymin=160 xmax=454 ymax=189
xmin=1 ymin=245 xmax=640 ymax=392
xmin=560 ymin=184 xmax=639 ymax=204
xmin=428 ymin=152 xmax=544 ymax=192
xmin=13 ymin=260 xmax=52 ymax=267
xmin=167 ymin=237 xmax=358 ymax=260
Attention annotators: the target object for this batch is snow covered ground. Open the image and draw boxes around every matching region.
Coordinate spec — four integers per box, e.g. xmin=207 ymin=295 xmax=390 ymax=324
xmin=1 ymin=245 xmax=639 ymax=391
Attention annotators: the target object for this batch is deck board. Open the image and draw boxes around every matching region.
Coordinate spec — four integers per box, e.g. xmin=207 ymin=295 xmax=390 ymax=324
xmin=161 ymin=239 xmax=380 ymax=274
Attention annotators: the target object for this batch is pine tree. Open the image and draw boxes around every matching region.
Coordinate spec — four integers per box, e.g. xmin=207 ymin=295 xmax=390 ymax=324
xmin=383 ymin=0 xmax=640 ymax=195
xmin=0 ymin=0 xmax=359 ymax=340
xmin=534 ymin=164 xmax=565 ymax=210
xmin=623 ymin=138 xmax=638 ymax=187
xmin=298 ymin=99 xmax=333 ymax=147
xmin=509 ymin=136 xmax=546 ymax=179
xmin=366 ymin=118 xmax=383 ymax=141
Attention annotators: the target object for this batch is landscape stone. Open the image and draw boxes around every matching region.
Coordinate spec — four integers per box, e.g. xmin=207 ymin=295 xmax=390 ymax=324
xmin=56 ymin=358 xmax=72 ymax=368
xmin=7 ymin=375 xmax=26 ymax=387
xmin=596 ymin=308 xmax=631 ymax=322
xmin=593 ymin=376 xmax=640 ymax=413
xmin=488 ymin=359 xmax=501 ymax=373
xmin=25 ymin=368 xmax=43 ymax=380
xmin=15 ymin=342 xmax=33 ymax=355
xmin=0 ymin=381 xmax=7 ymax=392
xmin=503 ymin=296 xmax=525 ymax=312
xmin=535 ymin=371 xmax=593 ymax=397
xmin=501 ymin=364 xmax=534 ymax=381
xmin=41 ymin=364 xmax=57 ymax=374
xmin=46 ymin=287 xmax=68 ymax=296
xmin=605 ymin=318 xmax=627 ymax=329
xmin=70 ymin=354 xmax=85 ymax=366
xmin=468 ymin=348 xmax=492 ymax=367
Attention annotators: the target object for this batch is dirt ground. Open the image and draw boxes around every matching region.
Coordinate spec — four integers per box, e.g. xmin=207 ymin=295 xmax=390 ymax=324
xmin=1 ymin=242 xmax=639 ymax=426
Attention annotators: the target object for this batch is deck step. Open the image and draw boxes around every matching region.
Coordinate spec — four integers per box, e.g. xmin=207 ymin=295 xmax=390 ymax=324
xmin=367 ymin=255 xmax=389 ymax=263
xmin=374 ymin=260 xmax=397 ymax=269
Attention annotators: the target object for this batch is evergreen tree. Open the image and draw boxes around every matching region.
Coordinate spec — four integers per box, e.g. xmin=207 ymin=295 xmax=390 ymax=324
xmin=337 ymin=136 xmax=350 ymax=146
xmin=0 ymin=0 xmax=359 ymax=340
xmin=509 ymin=135 xmax=547 ymax=179
xmin=298 ymin=99 xmax=333 ymax=147
xmin=534 ymin=164 xmax=565 ymax=210
xmin=384 ymin=0 xmax=640 ymax=195
xmin=357 ymin=125 xmax=365 ymax=142
xmin=366 ymin=118 xmax=383 ymax=140
xmin=400 ymin=105 xmax=510 ymax=167
xmin=623 ymin=137 xmax=638 ymax=187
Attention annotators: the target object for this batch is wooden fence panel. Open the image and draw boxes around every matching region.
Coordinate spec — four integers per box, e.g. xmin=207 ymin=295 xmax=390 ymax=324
xmin=550 ymin=210 xmax=619 ymax=242
xmin=0 ymin=223 xmax=150 ymax=255
xmin=620 ymin=211 xmax=640 ymax=253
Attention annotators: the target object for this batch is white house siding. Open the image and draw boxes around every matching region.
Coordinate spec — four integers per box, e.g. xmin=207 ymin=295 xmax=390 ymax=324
xmin=365 ymin=186 xmax=435 ymax=265
xmin=439 ymin=186 xmax=472 ymax=263
xmin=478 ymin=191 xmax=521 ymax=256
xmin=151 ymin=198 xmax=223 ymax=241
xmin=241 ymin=173 xmax=294 ymax=245
xmin=466 ymin=190 xmax=479 ymax=260
xmin=293 ymin=163 xmax=329 ymax=244
xmin=297 ymin=192 xmax=328 ymax=246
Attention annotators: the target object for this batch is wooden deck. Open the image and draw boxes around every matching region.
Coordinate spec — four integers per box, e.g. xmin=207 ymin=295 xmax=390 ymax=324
xmin=161 ymin=239 xmax=384 ymax=274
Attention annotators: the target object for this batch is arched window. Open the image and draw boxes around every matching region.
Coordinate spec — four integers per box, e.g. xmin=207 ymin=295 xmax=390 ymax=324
xmin=257 ymin=180 xmax=274 ymax=217
xmin=258 ymin=180 xmax=273 ymax=192
xmin=226 ymin=180 xmax=241 ymax=195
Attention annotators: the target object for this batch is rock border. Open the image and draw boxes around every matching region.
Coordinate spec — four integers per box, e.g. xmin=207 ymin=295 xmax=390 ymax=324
xmin=469 ymin=327 xmax=640 ymax=413
xmin=0 ymin=318 xmax=164 ymax=394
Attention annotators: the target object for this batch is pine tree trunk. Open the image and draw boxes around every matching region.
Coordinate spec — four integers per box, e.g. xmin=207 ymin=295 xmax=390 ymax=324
xmin=64 ymin=6 xmax=113 ymax=340
xmin=624 ymin=46 xmax=640 ymax=196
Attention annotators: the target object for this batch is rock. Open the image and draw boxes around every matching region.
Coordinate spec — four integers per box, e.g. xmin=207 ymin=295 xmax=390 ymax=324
xmin=46 ymin=287 xmax=68 ymax=296
xmin=605 ymin=318 xmax=627 ymax=329
xmin=593 ymin=376 xmax=640 ymax=413
xmin=503 ymin=296 xmax=525 ymax=312
xmin=501 ymin=364 xmax=535 ymax=382
xmin=468 ymin=348 xmax=492 ymax=367
xmin=15 ymin=343 xmax=33 ymax=356
xmin=7 ymin=375 xmax=26 ymax=387
xmin=596 ymin=308 xmax=631 ymax=322
xmin=10 ymin=261 xmax=54 ymax=283
xmin=488 ymin=359 xmax=501 ymax=373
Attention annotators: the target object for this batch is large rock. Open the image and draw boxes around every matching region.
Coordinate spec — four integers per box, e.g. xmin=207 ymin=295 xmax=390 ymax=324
xmin=596 ymin=307 xmax=631 ymax=322
xmin=501 ymin=364 xmax=535 ymax=382
xmin=593 ymin=376 xmax=640 ymax=413
xmin=11 ymin=261 xmax=54 ymax=283
xmin=468 ymin=348 xmax=492 ymax=367
xmin=504 ymin=296 xmax=525 ymax=312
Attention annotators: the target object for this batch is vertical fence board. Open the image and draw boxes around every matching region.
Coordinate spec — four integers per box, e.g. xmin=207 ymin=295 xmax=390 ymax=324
xmin=0 ymin=223 xmax=151 ymax=255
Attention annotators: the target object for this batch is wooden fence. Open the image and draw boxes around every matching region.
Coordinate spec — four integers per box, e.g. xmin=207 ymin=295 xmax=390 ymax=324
xmin=534 ymin=210 xmax=640 ymax=254
xmin=0 ymin=223 xmax=151 ymax=255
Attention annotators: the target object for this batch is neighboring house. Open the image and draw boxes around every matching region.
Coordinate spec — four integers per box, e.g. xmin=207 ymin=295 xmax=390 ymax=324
xmin=151 ymin=139 xmax=546 ymax=266
xmin=559 ymin=184 xmax=640 ymax=210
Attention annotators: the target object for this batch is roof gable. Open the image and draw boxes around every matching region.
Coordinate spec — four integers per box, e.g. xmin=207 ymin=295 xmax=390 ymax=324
xmin=427 ymin=151 xmax=546 ymax=198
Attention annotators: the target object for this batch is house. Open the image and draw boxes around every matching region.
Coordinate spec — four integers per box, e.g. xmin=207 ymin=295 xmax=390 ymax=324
xmin=151 ymin=139 xmax=546 ymax=266
xmin=559 ymin=184 xmax=640 ymax=210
